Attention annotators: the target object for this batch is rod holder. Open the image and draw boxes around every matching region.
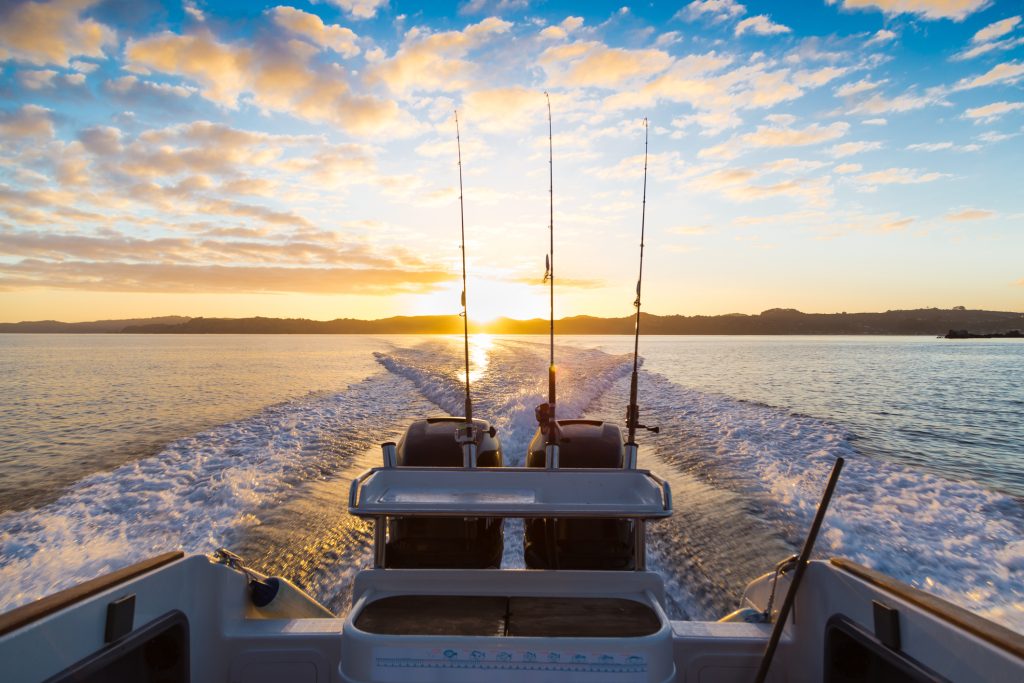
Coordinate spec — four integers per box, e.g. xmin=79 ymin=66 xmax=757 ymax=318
xmin=381 ymin=442 xmax=397 ymax=468
xmin=623 ymin=443 xmax=638 ymax=470
xmin=461 ymin=442 xmax=478 ymax=469
xmin=545 ymin=443 xmax=560 ymax=470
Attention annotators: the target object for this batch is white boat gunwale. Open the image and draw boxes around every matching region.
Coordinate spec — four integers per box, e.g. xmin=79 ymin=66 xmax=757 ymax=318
xmin=0 ymin=550 xmax=184 ymax=639
xmin=828 ymin=557 xmax=1024 ymax=661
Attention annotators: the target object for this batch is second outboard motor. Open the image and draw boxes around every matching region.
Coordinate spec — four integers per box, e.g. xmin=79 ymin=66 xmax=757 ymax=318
xmin=524 ymin=419 xmax=635 ymax=570
xmin=385 ymin=417 xmax=503 ymax=569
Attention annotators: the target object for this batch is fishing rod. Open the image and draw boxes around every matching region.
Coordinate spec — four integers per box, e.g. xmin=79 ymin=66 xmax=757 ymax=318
xmin=540 ymin=91 xmax=558 ymax=460
xmin=455 ymin=110 xmax=472 ymax=424
xmin=454 ymin=110 xmax=476 ymax=467
xmin=625 ymin=118 xmax=658 ymax=462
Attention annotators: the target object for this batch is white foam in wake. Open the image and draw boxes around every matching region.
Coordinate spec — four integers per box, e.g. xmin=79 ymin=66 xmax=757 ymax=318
xmin=0 ymin=372 xmax=414 ymax=612
xmin=636 ymin=372 xmax=1024 ymax=632
xmin=375 ymin=337 xmax=634 ymax=463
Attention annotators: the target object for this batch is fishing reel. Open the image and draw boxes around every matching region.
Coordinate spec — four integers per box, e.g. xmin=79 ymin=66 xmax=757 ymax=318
xmin=625 ymin=404 xmax=660 ymax=434
xmin=535 ymin=402 xmax=555 ymax=428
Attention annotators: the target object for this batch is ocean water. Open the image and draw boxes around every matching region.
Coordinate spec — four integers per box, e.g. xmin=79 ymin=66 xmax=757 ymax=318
xmin=0 ymin=333 xmax=1021 ymax=632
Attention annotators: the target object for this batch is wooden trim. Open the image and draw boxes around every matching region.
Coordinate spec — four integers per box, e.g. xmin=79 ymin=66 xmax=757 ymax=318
xmin=0 ymin=551 xmax=184 ymax=637
xmin=830 ymin=557 xmax=1024 ymax=660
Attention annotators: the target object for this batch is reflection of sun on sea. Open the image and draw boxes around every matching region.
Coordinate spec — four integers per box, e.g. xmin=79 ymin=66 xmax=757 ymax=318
xmin=466 ymin=334 xmax=493 ymax=384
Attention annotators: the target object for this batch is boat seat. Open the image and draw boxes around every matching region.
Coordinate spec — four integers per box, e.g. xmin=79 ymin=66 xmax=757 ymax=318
xmin=524 ymin=420 xmax=635 ymax=570
xmin=354 ymin=595 xmax=660 ymax=638
xmin=386 ymin=417 xmax=503 ymax=569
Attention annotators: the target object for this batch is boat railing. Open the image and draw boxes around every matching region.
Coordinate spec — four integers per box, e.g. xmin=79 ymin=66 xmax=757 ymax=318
xmin=347 ymin=466 xmax=672 ymax=569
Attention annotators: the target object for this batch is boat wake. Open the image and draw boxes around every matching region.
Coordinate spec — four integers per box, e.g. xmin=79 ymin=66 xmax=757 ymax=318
xmin=586 ymin=371 xmax=1024 ymax=629
xmin=0 ymin=337 xmax=1020 ymax=633
xmin=0 ymin=369 xmax=432 ymax=613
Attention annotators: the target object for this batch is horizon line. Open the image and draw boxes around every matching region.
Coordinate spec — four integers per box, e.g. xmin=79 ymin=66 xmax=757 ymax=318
xmin=4 ymin=306 xmax=1024 ymax=326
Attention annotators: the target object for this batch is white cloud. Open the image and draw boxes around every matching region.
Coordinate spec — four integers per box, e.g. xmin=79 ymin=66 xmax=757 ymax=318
xmin=954 ymin=36 xmax=1024 ymax=60
xmin=677 ymin=0 xmax=746 ymax=22
xmin=835 ymin=78 xmax=886 ymax=97
xmin=954 ymin=16 xmax=1023 ymax=59
xmin=953 ymin=61 xmax=1024 ymax=90
xmin=834 ymin=162 xmax=862 ymax=173
xmin=977 ymin=130 xmax=1017 ymax=143
xmin=324 ymin=0 xmax=389 ymax=20
xmin=17 ymin=69 xmax=58 ymax=90
xmin=853 ymin=167 xmax=948 ymax=187
xmin=655 ymin=31 xmax=682 ymax=47
xmin=826 ymin=0 xmax=992 ymax=21
xmin=735 ymin=16 xmax=791 ymax=37
xmin=963 ymin=100 xmax=1024 ymax=122
xmin=540 ymin=16 xmax=584 ymax=40
xmin=829 ymin=140 xmax=883 ymax=157
xmin=849 ymin=89 xmax=946 ymax=115
xmin=183 ymin=1 xmax=205 ymax=22
xmin=905 ymin=141 xmax=954 ymax=151
xmin=972 ymin=15 xmax=1020 ymax=43
xmin=865 ymin=29 xmax=897 ymax=45
xmin=863 ymin=118 xmax=887 ymax=125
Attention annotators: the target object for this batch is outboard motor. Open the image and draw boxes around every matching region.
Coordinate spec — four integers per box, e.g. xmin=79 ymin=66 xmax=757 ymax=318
xmin=524 ymin=419 xmax=635 ymax=570
xmin=385 ymin=417 xmax=503 ymax=568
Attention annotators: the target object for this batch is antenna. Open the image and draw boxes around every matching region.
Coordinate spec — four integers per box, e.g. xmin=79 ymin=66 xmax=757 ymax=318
xmin=543 ymin=92 xmax=557 ymax=452
xmin=625 ymin=118 xmax=658 ymax=454
xmin=455 ymin=110 xmax=472 ymax=423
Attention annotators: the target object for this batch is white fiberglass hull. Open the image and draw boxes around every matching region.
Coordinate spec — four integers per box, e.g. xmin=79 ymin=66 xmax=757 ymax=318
xmin=1 ymin=552 xmax=1022 ymax=682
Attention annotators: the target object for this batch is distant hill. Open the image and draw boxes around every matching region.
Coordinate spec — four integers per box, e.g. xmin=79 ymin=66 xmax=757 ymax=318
xmin=484 ymin=308 xmax=1024 ymax=335
xmin=2 ymin=308 xmax=1018 ymax=335
xmin=0 ymin=316 xmax=192 ymax=333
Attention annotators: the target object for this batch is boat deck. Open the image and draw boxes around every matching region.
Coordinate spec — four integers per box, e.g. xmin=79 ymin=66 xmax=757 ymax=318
xmin=354 ymin=595 xmax=662 ymax=638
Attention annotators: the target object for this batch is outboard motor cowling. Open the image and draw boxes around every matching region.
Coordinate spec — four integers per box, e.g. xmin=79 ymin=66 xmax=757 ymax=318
xmin=524 ymin=420 xmax=635 ymax=570
xmin=385 ymin=417 xmax=503 ymax=568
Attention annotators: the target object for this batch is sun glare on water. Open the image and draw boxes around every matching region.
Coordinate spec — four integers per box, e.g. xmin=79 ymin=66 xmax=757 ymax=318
xmin=467 ymin=334 xmax=494 ymax=384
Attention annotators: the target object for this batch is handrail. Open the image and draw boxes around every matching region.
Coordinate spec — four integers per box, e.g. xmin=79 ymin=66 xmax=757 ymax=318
xmin=346 ymin=467 xmax=672 ymax=520
xmin=831 ymin=557 xmax=1024 ymax=660
xmin=348 ymin=468 xmax=376 ymax=509
xmin=645 ymin=470 xmax=672 ymax=511
xmin=0 ymin=551 xmax=184 ymax=637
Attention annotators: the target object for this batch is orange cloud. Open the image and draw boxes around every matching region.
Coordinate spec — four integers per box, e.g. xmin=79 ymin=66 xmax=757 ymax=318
xmin=0 ymin=260 xmax=452 ymax=294
xmin=701 ymin=121 xmax=849 ymax=159
xmin=368 ymin=18 xmax=512 ymax=95
xmin=945 ymin=208 xmax=995 ymax=221
xmin=270 ymin=6 xmax=360 ymax=57
xmin=126 ymin=30 xmax=406 ymax=135
xmin=0 ymin=104 xmax=55 ymax=140
xmin=0 ymin=0 xmax=115 ymax=67
xmin=963 ymin=101 xmax=1024 ymax=122
xmin=953 ymin=60 xmax=1024 ymax=90
xmin=540 ymin=41 xmax=672 ymax=89
xmin=461 ymin=86 xmax=546 ymax=132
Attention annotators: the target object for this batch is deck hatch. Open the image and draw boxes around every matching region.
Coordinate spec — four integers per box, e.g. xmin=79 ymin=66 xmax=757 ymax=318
xmin=354 ymin=595 xmax=661 ymax=638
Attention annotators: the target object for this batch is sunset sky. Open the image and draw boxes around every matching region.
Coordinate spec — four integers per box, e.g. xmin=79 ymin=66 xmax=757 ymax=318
xmin=0 ymin=0 xmax=1022 ymax=322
